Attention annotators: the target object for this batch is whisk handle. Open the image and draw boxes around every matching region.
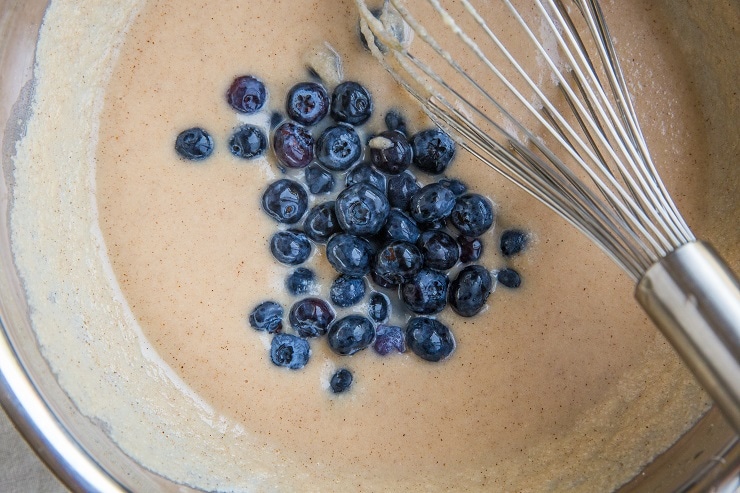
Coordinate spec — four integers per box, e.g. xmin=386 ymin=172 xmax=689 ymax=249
xmin=636 ymin=241 xmax=740 ymax=434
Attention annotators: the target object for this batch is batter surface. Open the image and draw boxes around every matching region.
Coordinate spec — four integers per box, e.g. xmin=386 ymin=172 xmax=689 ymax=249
xmin=10 ymin=0 xmax=736 ymax=491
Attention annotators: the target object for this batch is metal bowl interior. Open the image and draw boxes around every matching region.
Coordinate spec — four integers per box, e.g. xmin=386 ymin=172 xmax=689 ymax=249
xmin=0 ymin=0 xmax=738 ymax=491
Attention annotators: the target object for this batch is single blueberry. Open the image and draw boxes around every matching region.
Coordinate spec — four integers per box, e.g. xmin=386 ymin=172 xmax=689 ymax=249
xmin=175 ymin=127 xmax=214 ymax=160
xmin=382 ymin=209 xmax=420 ymax=243
xmin=500 ymin=229 xmax=529 ymax=257
xmin=458 ymin=236 xmax=483 ymax=263
xmin=327 ymin=315 xmax=375 ymax=356
xmin=229 ymin=125 xmax=267 ymax=159
xmin=497 ymin=268 xmax=522 ymax=288
xmin=373 ymin=324 xmax=406 ymax=355
xmin=411 ymin=129 xmax=456 ymax=174
xmin=270 ymin=230 xmax=311 ymax=265
xmin=401 ymin=269 xmax=449 ymax=315
xmin=261 ymin=179 xmax=308 ymax=224
xmin=304 ymin=164 xmax=335 ymax=195
xmin=439 ymin=178 xmax=467 ymax=196
xmin=384 ymin=110 xmax=408 ymax=136
xmin=270 ymin=333 xmax=310 ymax=370
xmin=450 ymin=193 xmax=495 ymax=237
xmin=286 ymin=81 xmax=329 ymax=126
xmin=409 ymin=183 xmax=456 ymax=226
xmin=330 ymin=275 xmax=367 ymax=308
xmin=370 ymin=130 xmax=412 ymax=174
xmin=417 ymin=230 xmax=460 ymax=271
xmin=448 ymin=265 xmax=493 ymax=317
xmin=286 ymin=267 xmax=315 ymax=296
xmin=368 ymin=292 xmax=390 ymax=323
xmin=227 ymin=75 xmax=267 ymax=114
xmin=303 ymin=201 xmax=341 ymax=243
xmin=289 ymin=297 xmax=335 ymax=338
xmin=273 ymin=122 xmax=314 ymax=169
xmin=316 ymin=125 xmax=362 ymax=171
xmin=330 ymin=368 xmax=354 ymax=393
xmin=326 ymin=233 xmax=374 ymax=276
xmin=406 ymin=317 xmax=455 ymax=362
xmin=249 ymin=301 xmax=283 ymax=333
xmin=373 ymin=241 xmax=424 ymax=286
xmin=335 ymin=183 xmax=390 ymax=237
xmin=387 ymin=171 xmax=421 ymax=212
xmin=346 ymin=162 xmax=387 ymax=194
xmin=330 ymin=81 xmax=373 ymax=125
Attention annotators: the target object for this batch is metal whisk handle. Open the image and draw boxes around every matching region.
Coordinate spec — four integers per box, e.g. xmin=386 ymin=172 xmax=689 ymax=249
xmin=636 ymin=242 xmax=740 ymax=433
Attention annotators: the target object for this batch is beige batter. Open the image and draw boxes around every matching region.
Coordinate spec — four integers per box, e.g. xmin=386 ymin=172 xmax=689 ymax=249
xmin=9 ymin=0 xmax=737 ymax=491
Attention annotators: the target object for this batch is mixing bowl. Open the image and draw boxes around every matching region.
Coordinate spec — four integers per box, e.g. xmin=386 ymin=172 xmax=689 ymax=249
xmin=0 ymin=0 xmax=738 ymax=491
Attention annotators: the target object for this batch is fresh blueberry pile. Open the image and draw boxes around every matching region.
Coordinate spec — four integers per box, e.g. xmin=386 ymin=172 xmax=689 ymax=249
xmin=176 ymin=72 xmax=530 ymax=395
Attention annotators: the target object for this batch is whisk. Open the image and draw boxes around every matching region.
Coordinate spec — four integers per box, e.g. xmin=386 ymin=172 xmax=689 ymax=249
xmin=356 ymin=0 xmax=740 ymax=432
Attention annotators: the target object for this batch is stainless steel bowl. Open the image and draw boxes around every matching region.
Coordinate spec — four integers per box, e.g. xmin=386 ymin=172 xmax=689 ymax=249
xmin=0 ymin=1 xmax=738 ymax=491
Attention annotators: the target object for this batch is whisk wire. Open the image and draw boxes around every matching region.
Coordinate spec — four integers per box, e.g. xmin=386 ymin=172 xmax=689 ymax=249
xmin=392 ymin=0 xmax=670 ymax=271
xmin=513 ymin=0 xmax=685 ymax=255
xmin=574 ymin=0 xmax=695 ymax=243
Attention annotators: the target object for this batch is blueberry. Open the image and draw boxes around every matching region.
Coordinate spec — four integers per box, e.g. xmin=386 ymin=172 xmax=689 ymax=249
xmin=286 ymin=81 xmax=329 ymax=126
xmin=326 ymin=233 xmax=374 ymax=276
xmin=273 ymin=122 xmax=314 ymax=169
xmin=249 ymin=301 xmax=283 ymax=333
xmin=261 ymin=179 xmax=308 ymax=224
xmin=303 ymin=201 xmax=341 ymax=243
xmin=286 ymin=267 xmax=315 ymax=295
xmin=316 ymin=125 xmax=362 ymax=171
xmin=374 ymin=324 xmax=406 ymax=355
xmin=270 ymin=333 xmax=310 ymax=369
xmin=411 ymin=129 xmax=456 ymax=174
xmin=346 ymin=162 xmax=386 ymax=194
xmin=439 ymin=178 xmax=467 ymax=196
xmin=382 ymin=209 xmax=420 ymax=243
xmin=373 ymin=241 xmax=424 ymax=286
xmin=227 ymin=75 xmax=267 ymax=114
xmin=417 ymin=230 xmax=460 ymax=271
xmin=229 ymin=125 xmax=267 ymax=159
xmin=175 ymin=127 xmax=214 ymax=160
xmin=330 ymin=368 xmax=353 ymax=393
xmin=409 ymin=183 xmax=456 ymax=226
xmin=497 ymin=268 xmax=522 ymax=288
xmin=500 ymin=229 xmax=529 ymax=257
xmin=458 ymin=236 xmax=483 ymax=263
xmin=384 ymin=110 xmax=408 ymax=135
xmin=270 ymin=230 xmax=311 ymax=265
xmin=330 ymin=275 xmax=367 ymax=307
xmin=335 ymin=183 xmax=390 ymax=236
xmin=327 ymin=315 xmax=375 ymax=355
xmin=406 ymin=317 xmax=455 ymax=362
xmin=387 ymin=171 xmax=421 ymax=211
xmin=368 ymin=292 xmax=390 ymax=323
xmin=289 ymin=297 xmax=335 ymax=338
xmin=448 ymin=265 xmax=493 ymax=317
xmin=401 ymin=269 xmax=449 ymax=315
xmin=450 ymin=193 xmax=494 ymax=237
xmin=330 ymin=81 xmax=373 ymax=125
xmin=304 ymin=164 xmax=335 ymax=195
xmin=370 ymin=130 xmax=412 ymax=174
